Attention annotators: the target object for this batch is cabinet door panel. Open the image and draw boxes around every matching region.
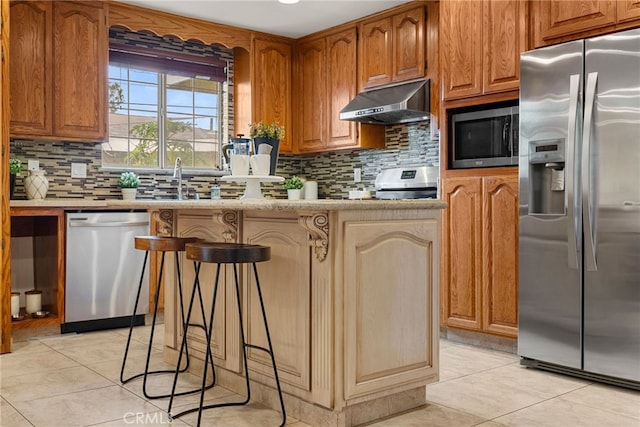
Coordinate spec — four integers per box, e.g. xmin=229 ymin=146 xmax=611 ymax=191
xmin=483 ymin=0 xmax=527 ymax=94
xmin=176 ymin=214 xmax=240 ymax=372
xmin=360 ymin=17 xmax=392 ymax=89
xmin=441 ymin=0 xmax=483 ymax=100
xmin=539 ymin=0 xmax=616 ymax=41
xmin=327 ymin=28 xmax=358 ymax=149
xmin=9 ymin=1 xmax=52 ymax=136
xmin=243 ymin=218 xmax=311 ymax=391
xmin=253 ymin=39 xmax=292 ymax=153
xmin=482 ymin=176 xmax=519 ymax=337
xmin=617 ymin=0 xmax=640 ymax=23
xmin=441 ymin=177 xmax=483 ymax=330
xmin=344 ymin=219 xmax=437 ymax=398
xmin=392 ymin=6 xmax=425 ymax=82
xmin=298 ymin=38 xmax=326 ymax=152
xmin=53 ymin=1 xmax=106 ymax=140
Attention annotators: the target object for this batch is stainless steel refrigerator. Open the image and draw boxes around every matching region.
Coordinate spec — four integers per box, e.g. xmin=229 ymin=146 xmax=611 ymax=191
xmin=518 ymin=27 xmax=640 ymax=388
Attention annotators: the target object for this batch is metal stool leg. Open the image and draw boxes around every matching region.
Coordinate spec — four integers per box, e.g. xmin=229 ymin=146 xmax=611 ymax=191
xmin=250 ymin=262 xmax=286 ymax=427
xmin=170 ymin=261 xmax=285 ymax=427
xmin=168 ymin=261 xmax=216 ymax=415
xmin=122 ymin=250 xmax=215 ymax=400
xmin=120 ymin=250 xmax=150 ymax=384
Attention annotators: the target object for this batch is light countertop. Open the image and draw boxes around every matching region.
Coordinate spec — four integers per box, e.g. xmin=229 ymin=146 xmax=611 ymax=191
xmin=10 ymin=198 xmax=447 ymax=211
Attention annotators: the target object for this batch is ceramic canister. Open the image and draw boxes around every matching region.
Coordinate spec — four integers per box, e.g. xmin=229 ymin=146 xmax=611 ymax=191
xmin=25 ymin=289 xmax=42 ymax=314
xmin=11 ymin=292 xmax=19 ymax=316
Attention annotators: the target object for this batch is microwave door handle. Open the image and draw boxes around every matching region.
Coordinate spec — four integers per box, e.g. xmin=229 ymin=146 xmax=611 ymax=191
xmin=503 ymin=116 xmax=511 ymax=156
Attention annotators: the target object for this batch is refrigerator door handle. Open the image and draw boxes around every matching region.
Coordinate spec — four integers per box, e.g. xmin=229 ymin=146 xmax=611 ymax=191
xmin=566 ymin=74 xmax=580 ymax=270
xmin=582 ymin=71 xmax=598 ymax=271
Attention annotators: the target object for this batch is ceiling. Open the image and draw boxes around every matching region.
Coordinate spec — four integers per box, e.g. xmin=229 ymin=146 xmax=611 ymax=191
xmin=115 ymin=0 xmax=410 ymax=39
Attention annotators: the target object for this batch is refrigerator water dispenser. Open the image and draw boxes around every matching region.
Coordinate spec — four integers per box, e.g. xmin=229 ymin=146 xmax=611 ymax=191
xmin=528 ymin=139 xmax=566 ymax=215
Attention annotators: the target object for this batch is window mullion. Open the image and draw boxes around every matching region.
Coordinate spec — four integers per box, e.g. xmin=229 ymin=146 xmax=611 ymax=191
xmin=158 ymin=73 xmax=166 ymax=169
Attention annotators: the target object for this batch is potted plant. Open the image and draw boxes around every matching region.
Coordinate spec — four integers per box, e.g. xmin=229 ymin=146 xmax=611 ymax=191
xmin=250 ymin=121 xmax=285 ymax=175
xmin=9 ymin=158 xmax=22 ymax=199
xmin=283 ymin=175 xmax=304 ymax=200
xmin=118 ymin=171 xmax=140 ymax=200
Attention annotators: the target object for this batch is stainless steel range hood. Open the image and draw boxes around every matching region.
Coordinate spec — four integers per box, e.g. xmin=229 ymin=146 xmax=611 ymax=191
xmin=339 ymin=79 xmax=429 ymax=125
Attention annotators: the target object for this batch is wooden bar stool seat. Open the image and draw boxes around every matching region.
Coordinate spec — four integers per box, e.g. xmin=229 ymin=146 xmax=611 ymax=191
xmin=120 ymin=236 xmax=215 ymax=400
xmin=168 ymin=242 xmax=286 ymax=427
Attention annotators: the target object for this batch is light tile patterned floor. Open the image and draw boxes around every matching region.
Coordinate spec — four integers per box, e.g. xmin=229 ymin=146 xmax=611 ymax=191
xmin=1 ymin=324 xmax=639 ymax=427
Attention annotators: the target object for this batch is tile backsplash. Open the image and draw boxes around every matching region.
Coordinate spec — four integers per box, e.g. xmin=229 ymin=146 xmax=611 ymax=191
xmin=10 ymin=121 xmax=438 ymax=200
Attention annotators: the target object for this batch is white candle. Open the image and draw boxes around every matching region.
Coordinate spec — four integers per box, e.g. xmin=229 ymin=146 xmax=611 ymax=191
xmin=25 ymin=290 xmax=42 ymax=314
xmin=11 ymin=292 xmax=20 ymax=316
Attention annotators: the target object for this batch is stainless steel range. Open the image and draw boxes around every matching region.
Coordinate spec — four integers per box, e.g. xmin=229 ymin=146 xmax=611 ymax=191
xmin=374 ymin=166 xmax=439 ymax=200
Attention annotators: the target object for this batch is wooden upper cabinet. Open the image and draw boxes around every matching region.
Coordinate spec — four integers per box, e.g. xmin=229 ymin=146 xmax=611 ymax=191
xmin=9 ymin=1 xmax=52 ymax=136
xmin=297 ymin=37 xmax=326 ymax=152
xmin=392 ymin=6 xmax=425 ymax=83
xmin=441 ymin=0 xmax=483 ymax=99
xmin=360 ymin=16 xmax=393 ymax=89
xmin=483 ymin=0 xmax=527 ymax=94
xmin=532 ymin=0 xmax=640 ymax=47
xmin=53 ymin=1 xmax=106 ymax=141
xmin=253 ymin=37 xmax=292 ymax=153
xmin=295 ymin=27 xmax=384 ymax=153
xmin=360 ymin=5 xmax=426 ymax=90
xmin=10 ymin=0 xmax=106 ymax=141
xmin=326 ymin=28 xmax=362 ymax=150
xmin=536 ymin=0 xmax=616 ymax=41
xmin=617 ymin=0 xmax=640 ymax=23
xmin=442 ymin=0 xmax=526 ymax=100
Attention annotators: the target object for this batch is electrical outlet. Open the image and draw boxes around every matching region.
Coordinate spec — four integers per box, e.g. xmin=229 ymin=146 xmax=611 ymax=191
xmin=354 ymin=167 xmax=361 ymax=183
xmin=28 ymin=160 xmax=39 ymax=171
xmin=71 ymin=163 xmax=87 ymax=178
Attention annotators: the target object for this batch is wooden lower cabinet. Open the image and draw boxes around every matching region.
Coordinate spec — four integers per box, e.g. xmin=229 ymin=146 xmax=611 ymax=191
xmin=9 ymin=208 xmax=65 ymax=330
xmin=441 ymin=173 xmax=519 ymax=338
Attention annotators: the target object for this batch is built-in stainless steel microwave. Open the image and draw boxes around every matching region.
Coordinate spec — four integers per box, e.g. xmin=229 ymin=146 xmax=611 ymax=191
xmin=450 ymin=105 xmax=519 ymax=169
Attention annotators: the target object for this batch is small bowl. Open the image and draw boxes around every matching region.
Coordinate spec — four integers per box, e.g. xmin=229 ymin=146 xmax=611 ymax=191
xmin=30 ymin=311 xmax=49 ymax=318
xmin=11 ymin=314 xmax=25 ymax=321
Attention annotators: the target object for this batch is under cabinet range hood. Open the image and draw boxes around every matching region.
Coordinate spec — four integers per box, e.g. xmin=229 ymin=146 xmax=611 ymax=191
xmin=339 ymin=79 xmax=430 ymax=125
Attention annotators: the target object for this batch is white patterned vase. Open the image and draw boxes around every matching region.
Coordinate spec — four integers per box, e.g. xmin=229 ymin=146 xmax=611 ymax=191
xmin=24 ymin=169 xmax=49 ymax=200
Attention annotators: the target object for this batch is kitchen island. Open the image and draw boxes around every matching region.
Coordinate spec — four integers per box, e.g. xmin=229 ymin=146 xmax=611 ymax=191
xmin=11 ymin=198 xmax=445 ymax=426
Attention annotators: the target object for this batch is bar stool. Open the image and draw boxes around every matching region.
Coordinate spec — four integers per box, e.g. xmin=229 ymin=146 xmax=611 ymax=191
xmin=168 ymin=242 xmax=286 ymax=427
xmin=120 ymin=236 xmax=215 ymax=399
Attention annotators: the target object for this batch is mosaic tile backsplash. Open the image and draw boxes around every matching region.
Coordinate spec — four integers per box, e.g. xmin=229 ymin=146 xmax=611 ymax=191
xmin=9 ymin=121 xmax=438 ymax=200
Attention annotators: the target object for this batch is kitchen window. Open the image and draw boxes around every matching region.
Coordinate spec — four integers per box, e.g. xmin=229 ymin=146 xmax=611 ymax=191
xmin=103 ymin=46 xmax=228 ymax=171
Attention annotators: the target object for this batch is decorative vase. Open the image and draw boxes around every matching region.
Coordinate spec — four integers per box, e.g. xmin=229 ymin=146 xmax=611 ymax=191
xmin=253 ymin=137 xmax=280 ymax=175
xmin=287 ymin=189 xmax=302 ymax=200
xmin=121 ymin=188 xmax=137 ymax=200
xmin=24 ymin=169 xmax=49 ymax=200
xmin=9 ymin=174 xmax=16 ymax=199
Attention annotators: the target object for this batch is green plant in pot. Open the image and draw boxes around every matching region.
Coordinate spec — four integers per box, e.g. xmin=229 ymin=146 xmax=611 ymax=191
xmin=283 ymin=175 xmax=304 ymax=200
xmin=118 ymin=171 xmax=140 ymax=200
xmin=9 ymin=158 xmax=22 ymax=199
xmin=250 ymin=121 xmax=285 ymax=175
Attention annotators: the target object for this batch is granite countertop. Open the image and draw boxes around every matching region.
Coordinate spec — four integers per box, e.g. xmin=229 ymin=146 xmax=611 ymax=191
xmin=10 ymin=198 xmax=447 ymax=211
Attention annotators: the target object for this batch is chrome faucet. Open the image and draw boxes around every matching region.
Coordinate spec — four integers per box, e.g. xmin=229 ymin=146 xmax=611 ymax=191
xmin=173 ymin=157 xmax=183 ymax=200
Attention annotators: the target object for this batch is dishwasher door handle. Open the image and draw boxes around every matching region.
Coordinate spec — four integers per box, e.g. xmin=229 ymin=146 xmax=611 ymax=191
xmin=68 ymin=220 xmax=150 ymax=228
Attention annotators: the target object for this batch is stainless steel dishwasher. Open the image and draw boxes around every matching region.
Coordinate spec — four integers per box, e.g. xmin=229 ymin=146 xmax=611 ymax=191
xmin=63 ymin=211 xmax=150 ymax=333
